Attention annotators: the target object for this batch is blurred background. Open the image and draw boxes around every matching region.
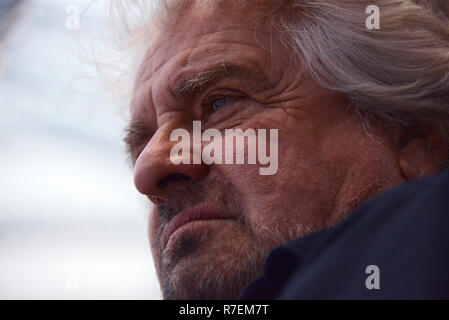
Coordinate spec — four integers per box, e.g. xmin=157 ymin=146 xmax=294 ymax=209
xmin=0 ymin=0 xmax=161 ymax=299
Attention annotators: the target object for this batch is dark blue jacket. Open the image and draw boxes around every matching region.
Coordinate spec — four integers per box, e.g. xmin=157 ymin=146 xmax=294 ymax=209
xmin=240 ymin=170 xmax=449 ymax=299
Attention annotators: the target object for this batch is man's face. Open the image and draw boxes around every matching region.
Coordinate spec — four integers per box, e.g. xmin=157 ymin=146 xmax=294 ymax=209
xmin=128 ymin=4 xmax=403 ymax=299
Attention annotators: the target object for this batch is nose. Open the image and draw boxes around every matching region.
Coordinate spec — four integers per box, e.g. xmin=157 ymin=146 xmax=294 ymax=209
xmin=133 ymin=121 xmax=209 ymax=204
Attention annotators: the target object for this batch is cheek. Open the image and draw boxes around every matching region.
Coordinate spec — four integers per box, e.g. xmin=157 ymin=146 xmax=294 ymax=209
xmin=216 ymin=130 xmax=333 ymax=232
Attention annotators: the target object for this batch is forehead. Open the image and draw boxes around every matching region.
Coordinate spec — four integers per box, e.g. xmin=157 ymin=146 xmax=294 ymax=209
xmin=130 ymin=3 xmax=283 ymax=118
xmin=150 ymin=1 xmax=273 ymax=58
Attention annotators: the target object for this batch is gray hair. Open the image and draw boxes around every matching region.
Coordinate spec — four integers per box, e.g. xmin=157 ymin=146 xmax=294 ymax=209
xmin=109 ymin=0 xmax=449 ymax=152
xmin=274 ymin=0 xmax=449 ymax=143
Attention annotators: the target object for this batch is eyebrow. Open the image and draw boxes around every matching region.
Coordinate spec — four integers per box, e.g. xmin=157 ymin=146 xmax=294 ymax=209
xmin=172 ymin=62 xmax=267 ymax=98
xmin=123 ymin=118 xmax=153 ymax=163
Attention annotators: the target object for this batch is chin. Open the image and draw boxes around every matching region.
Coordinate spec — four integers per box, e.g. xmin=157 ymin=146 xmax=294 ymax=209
xmin=158 ymin=233 xmax=268 ymax=300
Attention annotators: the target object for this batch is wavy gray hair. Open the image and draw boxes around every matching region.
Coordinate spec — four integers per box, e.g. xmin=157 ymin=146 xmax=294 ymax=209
xmin=109 ymin=0 xmax=449 ymax=158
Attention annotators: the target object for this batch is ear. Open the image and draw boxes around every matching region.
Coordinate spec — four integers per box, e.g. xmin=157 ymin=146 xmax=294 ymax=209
xmin=395 ymin=126 xmax=448 ymax=180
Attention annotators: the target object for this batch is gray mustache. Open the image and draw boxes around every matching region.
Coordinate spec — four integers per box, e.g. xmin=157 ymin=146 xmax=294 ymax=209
xmin=156 ymin=176 xmax=239 ymax=228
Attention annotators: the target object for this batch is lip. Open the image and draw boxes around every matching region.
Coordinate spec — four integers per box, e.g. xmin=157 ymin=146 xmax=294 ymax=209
xmin=161 ymin=204 xmax=232 ymax=250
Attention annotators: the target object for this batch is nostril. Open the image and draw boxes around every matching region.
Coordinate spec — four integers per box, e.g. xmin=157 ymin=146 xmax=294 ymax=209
xmin=158 ymin=173 xmax=191 ymax=189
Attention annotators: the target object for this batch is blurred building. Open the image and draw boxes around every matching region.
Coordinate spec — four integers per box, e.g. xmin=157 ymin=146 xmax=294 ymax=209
xmin=0 ymin=0 xmax=160 ymax=299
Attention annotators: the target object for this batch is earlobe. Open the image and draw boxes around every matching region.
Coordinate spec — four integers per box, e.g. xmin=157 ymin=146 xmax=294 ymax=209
xmin=396 ymin=131 xmax=447 ymax=181
xmin=398 ymin=156 xmax=420 ymax=181
xmin=394 ymin=126 xmax=425 ymax=180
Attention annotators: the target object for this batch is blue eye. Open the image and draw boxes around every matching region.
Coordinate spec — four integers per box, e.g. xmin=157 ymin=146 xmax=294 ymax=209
xmin=211 ymin=98 xmax=229 ymax=112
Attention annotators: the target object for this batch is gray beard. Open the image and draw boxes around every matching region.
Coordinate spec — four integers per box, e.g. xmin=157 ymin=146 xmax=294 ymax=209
xmin=152 ymin=176 xmax=295 ymax=300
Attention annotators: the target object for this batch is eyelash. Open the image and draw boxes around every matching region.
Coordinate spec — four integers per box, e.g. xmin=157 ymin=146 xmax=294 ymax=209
xmin=206 ymin=97 xmax=230 ymax=112
xmin=202 ymin=94 xmax=242 ymax=115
